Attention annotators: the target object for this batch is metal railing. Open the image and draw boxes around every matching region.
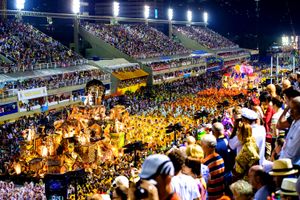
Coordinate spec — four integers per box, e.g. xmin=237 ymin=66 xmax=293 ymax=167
xmin=0 ymin=59 xmax=88 ymax=74
xmin=0 ymin=75 xmax=110 ymax=99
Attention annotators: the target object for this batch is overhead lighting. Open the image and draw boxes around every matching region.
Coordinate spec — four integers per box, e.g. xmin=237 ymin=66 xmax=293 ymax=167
xmin=113 ymin=2 xmax=120 ymax=17
xmin=144 ymin=5 xmax=150 ymax=19
xmin=187 ymin=10 xmax=192 ymax=22
xmin=16 ymin=0 xmax=25 ymax=10
xmin=72 ymin=0 xmax=80 ymax=14
xmin=168 ymin=8 xmax=173 ymax=21
xmin=203 ymin=12 xmax=208 ymax=24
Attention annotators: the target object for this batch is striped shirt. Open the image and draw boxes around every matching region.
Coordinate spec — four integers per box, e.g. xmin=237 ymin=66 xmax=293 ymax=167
xmin=203 ymin=152 xmax=225 ymax=200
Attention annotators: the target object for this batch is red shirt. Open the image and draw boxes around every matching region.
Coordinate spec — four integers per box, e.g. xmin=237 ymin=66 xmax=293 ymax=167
xmin=264 ymin=105 xmax=275 ymax=134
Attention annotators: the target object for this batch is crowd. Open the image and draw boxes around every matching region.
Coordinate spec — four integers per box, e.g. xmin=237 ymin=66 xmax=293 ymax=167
xmin=0 ymin=181 xmax=45 ymax=199
xmin=1 ymin=71 xmax=300 ymax=200
xmin=223 ymin=59 xmax=241 ymax=67
xmin=175 ymin=26 xmax=238 ymax=50
xmin=112 ymin=65 xmax=141 ymax=73
xmin=146 ymin=57 xmax=206 ymax=72
xmin=217 ymin=50 xmax=250 ymax=58
xmin=152 ymin=66 xmax=206 ymax=84
xmin=118 ymin=77 xmax=147 ymax=89
xmin=83 ymin=23 xmax=190 ymax=59
xmin=0 ymin=20 xmax=82 ymax=73
xmin=1 ymin=69 xmax=108 ymax=99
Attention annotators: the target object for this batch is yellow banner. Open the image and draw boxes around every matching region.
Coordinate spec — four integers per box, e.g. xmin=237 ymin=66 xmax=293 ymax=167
xmin=117 ymin=83 xmax=146 ymax=94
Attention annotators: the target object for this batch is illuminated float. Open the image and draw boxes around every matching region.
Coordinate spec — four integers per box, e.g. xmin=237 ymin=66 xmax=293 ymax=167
xmin=11 ymin=80 xmax=129 ymax=178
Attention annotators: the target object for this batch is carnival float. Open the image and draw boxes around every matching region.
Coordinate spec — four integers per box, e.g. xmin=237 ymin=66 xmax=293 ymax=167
xmin=11 ymin=80 xmax=129 ymax=178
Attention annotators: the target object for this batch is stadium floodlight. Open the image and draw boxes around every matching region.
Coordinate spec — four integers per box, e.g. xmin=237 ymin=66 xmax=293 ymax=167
xmin=203 ymin=12 xmax=208 ymax=24
xmin=282 ymin=35 xmax=289 ymax=46
xmin=168 ymin=8 xmax=173 ymax=21
xmin=187 ymin=10 xmax=192 ymax=22
xmin=144 ymin=5 xmax=150 ymax=19
xmin=113 ymin=2 xmax=120 ymax=17
xmin=16 ymin=0 xmax=25 ymax=10
xmin=72 ymin=0 xmax=80 ymax=14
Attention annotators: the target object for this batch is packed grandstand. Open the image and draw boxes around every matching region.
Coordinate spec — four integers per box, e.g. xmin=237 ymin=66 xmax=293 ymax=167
xmin=0 ymin=12 xmax=299 ymax=200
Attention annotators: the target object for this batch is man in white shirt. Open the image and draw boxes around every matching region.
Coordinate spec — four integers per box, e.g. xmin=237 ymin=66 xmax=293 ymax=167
xmin=280 ymin=97 xmax=300 ymax=166
xmin=168 ymin=148 xmax=201 ymax=200
xmin=229 ymin=108 xmax=266 ymax=165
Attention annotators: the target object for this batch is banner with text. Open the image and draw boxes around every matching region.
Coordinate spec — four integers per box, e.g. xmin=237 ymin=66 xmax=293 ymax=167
xmin=18 ymin=87 xmax=48 ymax=101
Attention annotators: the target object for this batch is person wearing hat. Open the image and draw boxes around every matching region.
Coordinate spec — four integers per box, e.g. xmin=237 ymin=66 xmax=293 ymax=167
xmin=277 ymin=178 xmax=299 ymax=200
xmin=229 ymin=107 xmax=266 ymax=166
xmin=279 ymin=96 xmax=300 ymax=166
xmin=201 ymin=134 xmax=225 ymax=200
xmin=269 ymin=158 xmax=298 ymax=190
xmin=130 ymin=154 xmax=180 ymax=200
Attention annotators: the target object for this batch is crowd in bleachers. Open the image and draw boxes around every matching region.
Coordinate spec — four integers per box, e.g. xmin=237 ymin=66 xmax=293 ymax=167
xmin=1 ymin=69 xmax=108 ymax=99
xmin=223 ymin=59 xmax=240 ymax=67
xmin=0 ymin=20 xmax=82 ymax=73
xmin=217 ymin=50 xmax=250 ymax=58
xmin=175 ymin=26 xmax=238 ymax=50
xmin=118 ymin=77 xmax=147 ymax=88
xmin=83 ymin=23 xmax=190 ymax=59
xmin=147 ymin=57 xmax=206 ymax=72
xmin=153 ymin=66 xmax=206 ymax=84
xmin=112 ymin=65 xmax=141 ymax=73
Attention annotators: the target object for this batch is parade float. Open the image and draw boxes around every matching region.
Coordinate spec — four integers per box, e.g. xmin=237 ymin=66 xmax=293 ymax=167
xmin=222 ymin=63 xmax=261 ymax=89
xmin=11 ymin=80 xmax=129 ymax=178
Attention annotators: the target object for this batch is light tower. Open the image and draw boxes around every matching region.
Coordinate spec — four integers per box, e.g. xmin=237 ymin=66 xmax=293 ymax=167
xmin=144 ymin=5 xmax=150 ymax=25
xmin=187 ymin=10 xmax=192 ymax=26
xmin=203 ymin=12 xmax=208 ymax=26
xmin=72 ymin=0 xmax=80 ymax=53
xmin=168 ymin=8 xmax=173 ymax=38
xmin=111 ymin=1 xmax=119 ymax=25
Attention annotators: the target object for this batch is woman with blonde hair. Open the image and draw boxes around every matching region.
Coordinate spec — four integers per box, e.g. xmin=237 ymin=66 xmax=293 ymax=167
xmin=233 ymin=123 xmax=260 ymax=181
xmin=185 ymin=144 xmax=208 ymax=200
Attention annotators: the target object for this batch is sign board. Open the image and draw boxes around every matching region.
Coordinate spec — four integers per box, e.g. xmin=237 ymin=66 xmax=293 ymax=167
xmin=18 ymin=87 xmax=47 ymax=101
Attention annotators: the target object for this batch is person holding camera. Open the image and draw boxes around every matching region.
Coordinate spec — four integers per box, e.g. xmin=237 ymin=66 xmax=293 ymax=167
xmin=128 ymin=154 xmax=180 ymax=200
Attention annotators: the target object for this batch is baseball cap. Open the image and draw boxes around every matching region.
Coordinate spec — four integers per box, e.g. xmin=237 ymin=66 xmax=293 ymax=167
xmin=139 ymin=154 xmax=175 ymax=180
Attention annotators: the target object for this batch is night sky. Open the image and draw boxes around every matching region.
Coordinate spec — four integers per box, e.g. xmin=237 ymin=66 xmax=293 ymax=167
xmin=7 ymin=0 xmax=300 ymax=54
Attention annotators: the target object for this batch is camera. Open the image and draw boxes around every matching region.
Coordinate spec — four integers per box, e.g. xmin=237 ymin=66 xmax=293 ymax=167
xmin=134 ymin=181 xmax=149 ymax=199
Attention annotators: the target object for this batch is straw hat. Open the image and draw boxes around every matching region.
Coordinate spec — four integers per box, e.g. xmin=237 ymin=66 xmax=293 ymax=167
xmin=269 ymin=159 xmax=298 ymax=176
xmin=276 ymin=178 xmax=298 ymax=196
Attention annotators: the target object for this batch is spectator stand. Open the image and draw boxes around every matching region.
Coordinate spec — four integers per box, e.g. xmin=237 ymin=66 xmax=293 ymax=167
xmin=80 ymin=23 xmax=191 ymax=63
xmin=91 ymin=58 xmax=148 ymax=94
xmin=141 ymin=53 xmax=209 ymax=85
xmin=173 ymin=25 xmax=251 ymax=71
xmin=0 ymin=64 xmax=110 ymax=116
xmin=0 ymin=20 xmax=83 ymax=73
xmin=216 ymin=48 xmax=251 ymax=69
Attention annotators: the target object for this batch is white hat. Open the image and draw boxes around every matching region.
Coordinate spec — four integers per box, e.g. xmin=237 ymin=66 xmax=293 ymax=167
xmin=112 ymin=176 xmax=129 ymax=188
xmin=139 ymin=154 xmax=174 ymax=180
xmin=276 ymin=178 xmax=298 ymax=196
xmin=269 ymin=158 xmax=298 ymax=176
xmin=241 ymin=108 xmax=258 ymax=120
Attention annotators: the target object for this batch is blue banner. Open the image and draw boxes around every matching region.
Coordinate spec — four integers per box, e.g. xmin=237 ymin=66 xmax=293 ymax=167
xmin=206 ymin=66 xmax=221 ymax=73
xmin=0 ymin=102 xmax=18 ymax=117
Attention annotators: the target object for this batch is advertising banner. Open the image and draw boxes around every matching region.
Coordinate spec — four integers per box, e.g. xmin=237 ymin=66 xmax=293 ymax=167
xmin=18 ymin=87 xmax=47 ymax=101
